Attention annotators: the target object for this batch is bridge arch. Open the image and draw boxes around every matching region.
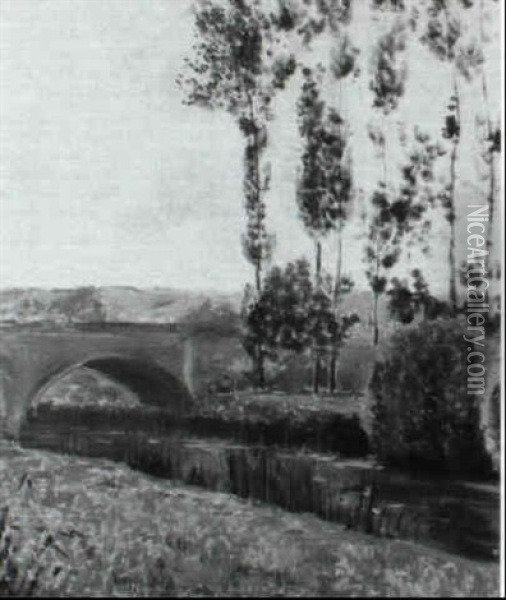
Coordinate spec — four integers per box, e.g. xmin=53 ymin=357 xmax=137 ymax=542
xmin=27 ymin=354 xmax=191 ymax=417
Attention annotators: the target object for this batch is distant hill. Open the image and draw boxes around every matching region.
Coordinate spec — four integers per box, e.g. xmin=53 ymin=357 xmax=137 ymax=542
xmin=0 ymin=286 xmax=244 ymax=328
xmin=0 ymin=284 xmax=396 ymax=340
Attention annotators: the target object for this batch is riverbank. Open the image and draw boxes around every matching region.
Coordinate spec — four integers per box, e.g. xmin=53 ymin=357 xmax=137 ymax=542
xmin=0 ymin=440 xmax=499 ymax=596
xmin=19 ymin=407 xmax=500 ymax=562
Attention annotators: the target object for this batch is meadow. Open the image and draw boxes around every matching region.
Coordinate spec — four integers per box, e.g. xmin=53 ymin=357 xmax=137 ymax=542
xmin=0 ymin=439 xmax=499 ymax=597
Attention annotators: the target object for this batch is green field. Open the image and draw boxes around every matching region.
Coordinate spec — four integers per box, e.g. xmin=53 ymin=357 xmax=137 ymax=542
xmin=0 ymin=440 xmax=499 ymax=597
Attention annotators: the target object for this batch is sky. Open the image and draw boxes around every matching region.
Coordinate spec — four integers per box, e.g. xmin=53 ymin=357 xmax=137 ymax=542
xmin=0 ymin=0 xmax=502 ymax=295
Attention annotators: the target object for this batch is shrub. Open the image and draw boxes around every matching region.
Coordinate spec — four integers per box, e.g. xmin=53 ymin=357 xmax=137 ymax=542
xmin=370 ymin=317 xmax=492 ymax=478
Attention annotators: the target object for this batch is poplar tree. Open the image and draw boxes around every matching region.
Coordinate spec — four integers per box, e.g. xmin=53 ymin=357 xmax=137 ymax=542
xmin=365 ymin=19 xmax=407 ymax=345
xmin=296 ymin=67 xmax=333 ymax=392
xmin=419 ymin=0 xmax=474 ymax=311
xmin=179 ymin=0 xmax=297 ymax=387
xmin=327 ymin=14 xmax=358 ymax=392
xmin=474 ymin=0 xmax=501 ymax=256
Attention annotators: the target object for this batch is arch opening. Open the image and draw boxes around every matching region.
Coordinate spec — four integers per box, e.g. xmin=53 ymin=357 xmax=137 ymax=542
xmin=28 ymin=355 xmax=191 ymax=417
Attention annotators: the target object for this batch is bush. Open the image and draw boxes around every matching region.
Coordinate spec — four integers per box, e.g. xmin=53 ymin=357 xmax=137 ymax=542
xmin=370 ymin=318 xmax=492 ymax=478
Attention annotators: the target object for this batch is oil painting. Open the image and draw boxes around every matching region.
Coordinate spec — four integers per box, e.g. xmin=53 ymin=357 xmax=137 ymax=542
xmin=0 ymin=0 xmax=503 ymax=596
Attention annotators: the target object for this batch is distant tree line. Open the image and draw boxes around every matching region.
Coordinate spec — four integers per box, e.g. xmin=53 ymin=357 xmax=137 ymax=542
xmin=11 ymin=287 xmax=106 ymax=325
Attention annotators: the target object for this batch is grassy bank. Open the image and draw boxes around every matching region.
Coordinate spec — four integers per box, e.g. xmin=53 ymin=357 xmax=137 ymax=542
xmin=0 ymin=440 xmax=499 ymax=596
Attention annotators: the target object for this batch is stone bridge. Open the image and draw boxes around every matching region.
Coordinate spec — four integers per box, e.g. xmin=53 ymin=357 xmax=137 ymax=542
xmin=0 ymin=322 xmax=241 ymax=436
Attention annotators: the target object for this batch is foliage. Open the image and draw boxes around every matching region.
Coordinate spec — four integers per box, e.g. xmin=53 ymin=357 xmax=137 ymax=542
xmin=371 ymin=0 xmax=406 ymax=12
xmin=362 ymin=182 xmax=402 ymax=345
xmin=287 ymin=0 xmax=354 ymax=46
xmin=240 ymin=129 xmax=276 ymax=281
xmin=418 ymin=0 xmax=486 ymax=75
xmin=420 ymin=0 xmax=463 ymax=63
xmin=370 ymin=317 xmax=493 ymax=476
xmin=363 ymin=185 xmax=402 ymax=287
xmin=48 ymin=288 xmax=106 ymax=325
xmin=178 ymin=0 xmax=297 ymax=114
xmin=398 ymin=127 xmax=445 ymax=246
xmin=387 ymin=272 xmax=423 ymax=325
xmin=369 ymin=18 xmax=407 ymax=114
xmin=364 ymin=121 xmax=445 ymax=342
xmin=241 ymin=259 xmax=359 ymax=388
xmin=241 ymin=259 xmax=313 ymax=361
xmin=387 ymin=269 xmax=452 ymax=324
xmin=296 ymin=68 xmax=353 ymax=245
xmin=296 ymin=68 xmax=337 ymax=245
xmin=330 ymin=30 xmax=360 ymax=81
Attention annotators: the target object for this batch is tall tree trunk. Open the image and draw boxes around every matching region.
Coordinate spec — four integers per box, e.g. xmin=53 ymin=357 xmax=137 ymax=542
xmin=255 ymin=259 xmax=265 ymax=389
xmin=315 ymin=238 xmax=322 ymax=287
xmin=313 ymin=239 xmax=323 ymax=394
xmin=373 ymin=231 xmax=380 ymax=347
xmin=255 ymin=261 xmax=262 ymax=295
xmin=248 ymin=95 xmax=266 ymax=390
xmin=373 ymin=292 xmax=379 ymax=347
xmin=255 ymin=239 xmax=265 ymax=390
xmin=313 ymin=353 xmax=321 ymax=395
xmin=257 ymin=344 xmax=265 ymax=389
xmin=484 ymin=119 xmax=496 ymax=258
xmin=328 ymin=76 xmax=345 ymax=393
xmin=440 ymin=4 xmax=461 ymax=314
xmin=447 ymin=76 xmax=460 ymax=314
xmin=479 ymin=0 xmax=496 ymax=257
xmin=448 ymin=191 xmax=457 ymax=312
xmin=335 ymin=226 xmax=343 ymax=303
xmin=328 ymin=338 xmax=338 ymax=392
xmin=329 ymin=223 xmax=343 ymax=392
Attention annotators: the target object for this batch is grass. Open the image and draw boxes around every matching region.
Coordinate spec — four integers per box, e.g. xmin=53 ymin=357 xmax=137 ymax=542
xmin=0 ymin=439 xmax=499 ymax=597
